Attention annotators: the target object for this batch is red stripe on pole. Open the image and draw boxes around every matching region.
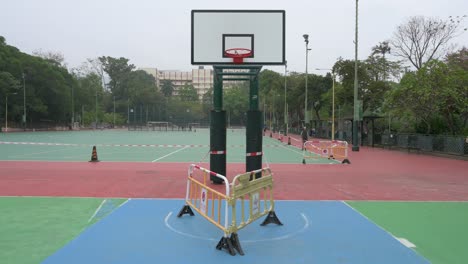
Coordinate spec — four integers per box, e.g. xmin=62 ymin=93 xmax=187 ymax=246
xmin=246 ymin=152 xmax=263 ymax=157
xmin=210 ymin=150 xmax=226 ymax=155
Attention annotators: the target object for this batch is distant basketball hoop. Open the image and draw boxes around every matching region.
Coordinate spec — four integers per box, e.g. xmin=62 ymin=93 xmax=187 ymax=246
xmin=224 ymin=48 xmax=252 ymax=64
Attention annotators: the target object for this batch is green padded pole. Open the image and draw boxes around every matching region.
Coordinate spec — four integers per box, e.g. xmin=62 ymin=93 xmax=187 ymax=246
xmin=249 ymin=71 xmax=259 ymax=110
xmin=246 ymin=72 xmax=263 ymax=179
xmin=210 ymin=72 xmax=226 ymax=184
xmin=213 ymin=74 xmax=222 ymax=111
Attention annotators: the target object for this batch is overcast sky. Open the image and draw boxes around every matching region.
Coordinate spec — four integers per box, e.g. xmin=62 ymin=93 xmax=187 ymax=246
xmin=1 ymin=0 xmax=467 ymax=75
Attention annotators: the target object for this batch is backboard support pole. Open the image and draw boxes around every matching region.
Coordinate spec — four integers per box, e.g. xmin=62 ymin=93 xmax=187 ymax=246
xmin=210 ymin=66 xmax=263 ymax=182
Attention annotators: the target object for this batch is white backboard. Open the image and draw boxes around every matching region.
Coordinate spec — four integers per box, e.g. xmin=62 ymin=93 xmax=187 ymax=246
xmin=191 ymin=10 xmax=286 ymax=65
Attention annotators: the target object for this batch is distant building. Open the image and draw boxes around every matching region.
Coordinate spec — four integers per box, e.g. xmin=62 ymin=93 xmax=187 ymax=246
xmin=141 ymin=66 xmax=246 ymax=99
xmin=141 ymin=67 xmax=212 ymax=98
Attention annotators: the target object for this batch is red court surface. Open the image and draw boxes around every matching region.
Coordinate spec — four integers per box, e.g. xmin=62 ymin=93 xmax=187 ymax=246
xmin=1 ymin=147 xmax=467 ymax=200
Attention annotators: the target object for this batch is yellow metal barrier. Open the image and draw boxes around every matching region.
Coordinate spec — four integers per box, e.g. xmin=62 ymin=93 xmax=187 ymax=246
xmin=302 ymin=140 xmax=351 ymax=164
xmin=178 ymin=164 xmax=282 ymax=256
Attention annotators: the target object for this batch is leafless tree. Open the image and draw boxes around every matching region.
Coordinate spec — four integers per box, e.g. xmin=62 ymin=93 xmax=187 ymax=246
xmin=73 ymin=58 xmax=107 ymax=91
xmin=391 ymin=15 xmax=466 ymax=69
xmin=33 ymin=49 xmax=67 ymax=68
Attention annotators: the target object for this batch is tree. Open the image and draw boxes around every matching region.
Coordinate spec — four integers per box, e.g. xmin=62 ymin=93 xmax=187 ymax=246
xmin=391 ymin=16 xmax=466 ymax=70
xmin=385 ymin=60 xmax=467 ymax=134
xmin=445 ymin=48 xmax=468 ymax=133
xmin=161 ymin=80 xmax=174 ymax=97
xmin=127 ymin=70 xmax=159 ymax=103
xmin=32 ymin=49 xmax=67 ymax=68
xmin=369 ymin=41 xmax=403 ymax=81
xmin=259 ymin=70 xmax=285 ymax=126
xmin=0 ymin=71 xmax=20 ymax=95
xmin=308 ymin=74 xmax=333 ymax=122
xmin=98 ymin=56 xmax=135 ymax=97
xmin=178 ymin=84 xmax=199 ymax=102
xmin=224 ymin=84 xmax=249 ymax=126
xmin=201 ymin=87 xmax=213 ymax=119
xmin=446 ymin=46 xmax=468 ymax=71
xmin=372 ymin=41 xmax=391 ymax=58
xmin=333 ymin=58 xmax=372 ymax=106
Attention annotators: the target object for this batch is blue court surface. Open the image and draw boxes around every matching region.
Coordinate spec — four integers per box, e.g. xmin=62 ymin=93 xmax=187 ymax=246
xmin=43 ymin=199 xmax=429 ymax=264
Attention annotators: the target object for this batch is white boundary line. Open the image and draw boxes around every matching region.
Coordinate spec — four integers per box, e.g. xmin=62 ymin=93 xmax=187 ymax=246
xmin=88 ymin=199 xmax=107 ymax=223
xmin=87 ymin=198 xmax=130 ymax=223
xmin=118 ymin=198 xmax=130 ymax=208
xmin=342 ymin=201 xmax=430 ymax=261
xmin=243 ymin=213 xmax=309 ymax=243
xmin=164 ymin=211 xmax=216 ymax=241
xmin=165 ymin=211 xmax=309 ymax=243
xmin=152 ymin=146 xmax=189 ymax=162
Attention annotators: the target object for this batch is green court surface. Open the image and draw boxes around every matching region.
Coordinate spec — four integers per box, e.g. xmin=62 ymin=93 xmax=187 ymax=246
xmin=0 ymin=130 xmax=335 ymax=164
xmin=348 ymin=201 xmax=468 ymax=264
xmin=0 ymin=197 xmax=126 ymax=264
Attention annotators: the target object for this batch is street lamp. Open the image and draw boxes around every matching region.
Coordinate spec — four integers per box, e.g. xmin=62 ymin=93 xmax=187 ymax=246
xmin=316 ymin=68 xmax=336 ymax=140
xmin=353 ymin=0 xmax=360 ymax=151
xmin=71 ymin=85 xmax=74 ymax=126
xmin=113 ymin=96 xmax=116 ymax=128
xmin=303 ymin=34 xmax=311 ymax=127
xmin=5 ymin=92 xmax=17 ymax=132
xmin=22 ymin=73 xmax=26 ymax=129
xmin=284 ymin=61 xmax=288 ymax=135
xmin=95 ymin=87 xmax=98 ymax=126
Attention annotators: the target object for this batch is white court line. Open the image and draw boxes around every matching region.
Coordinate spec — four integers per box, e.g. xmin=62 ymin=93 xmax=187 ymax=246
xmin=88 ymin=199 xmax=107 ymax=223
xmin=243 ymin=213 xmax=309 ymax=243
xmin=118 ymin=198 xmax=130 ymax=208
xmin=270 ymin=139 xmax=340 ymax=164
xmin=87 ymin=198 xmax=130 ymax=223
xmin=165 ymin=211 xmax=309 ymax=243
xmin=165 ymin=212 xmax=216 ymax=241
xmin=397 ymin=237 xmax=416 ymax=248
xmin=152 ymin=146 xmax=189 ymax=162
xmin=342 ymin=202 xmax=429 ymax=259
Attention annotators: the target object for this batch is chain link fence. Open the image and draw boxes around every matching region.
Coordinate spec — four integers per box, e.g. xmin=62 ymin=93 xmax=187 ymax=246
xmin=309 ymin=120 xmax=467 ymax=157
xmin=378 ymin=133 xmax=468 ymax=156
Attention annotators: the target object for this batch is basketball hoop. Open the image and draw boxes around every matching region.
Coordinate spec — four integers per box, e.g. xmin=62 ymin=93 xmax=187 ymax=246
xmin=224 ymin=48 xmax=252 ymax=64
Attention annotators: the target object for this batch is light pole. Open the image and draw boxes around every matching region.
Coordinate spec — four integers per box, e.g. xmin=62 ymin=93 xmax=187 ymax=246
xmin=284 ymin=61 xmax=288 ymax=135
xmin=113 ymin=96 xmax=116 ymax=127
xmin=303 ymin=34 xmax=311 ymax=127
xmin=352 ymin=0 xmax=360 ymax=151
xmin=316 ymin=68 xmax=336 ymax=140
xmin=5 ymin=93 xmax=17 ymax=132
xmin=95 ymin=87 xmax=98 ymax=127
xmin=71 ymin=85 xmax=74 ymax=126
xmin=22 ymin=73 xmax=26 ymax=129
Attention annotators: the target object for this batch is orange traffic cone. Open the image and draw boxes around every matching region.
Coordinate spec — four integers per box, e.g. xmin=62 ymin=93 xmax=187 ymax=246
xmin=89 ymin=146 xmax=99 ymax=162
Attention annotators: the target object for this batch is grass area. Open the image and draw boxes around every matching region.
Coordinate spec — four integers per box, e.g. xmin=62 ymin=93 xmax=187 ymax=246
xmin=348 ymin=201 xmax=468 ymax=264
xmin=0 ymin=197 xmax=125 ymax=264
